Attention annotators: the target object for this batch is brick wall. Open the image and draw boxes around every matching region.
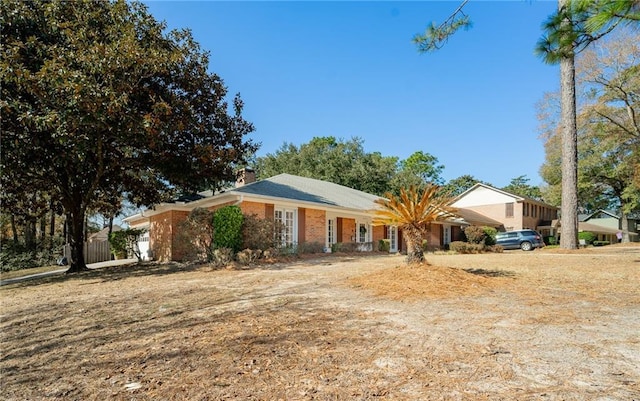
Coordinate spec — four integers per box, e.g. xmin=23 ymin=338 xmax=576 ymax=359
xmin=304 ymin=208 xmax=326 ymax=244
xmin=240 ymin=201 xmax=270 ymax=219
xmin=149 ymin=210 xmax=189 ymax=262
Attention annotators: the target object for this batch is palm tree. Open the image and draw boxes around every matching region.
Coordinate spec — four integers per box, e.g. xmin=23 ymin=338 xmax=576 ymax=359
xmin=373 ymin=184 xmax=456 ymax=264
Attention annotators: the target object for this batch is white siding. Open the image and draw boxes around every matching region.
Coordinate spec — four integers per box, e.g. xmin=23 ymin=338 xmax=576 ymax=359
xmin=452 ymin=186 xmax=519 ymax=207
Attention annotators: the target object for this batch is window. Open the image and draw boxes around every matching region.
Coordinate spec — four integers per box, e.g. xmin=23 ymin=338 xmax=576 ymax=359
xmin=275 ymin=208 xmax=296 ymax=247
xmin=506 ymin=203 xmax=514 ymax=218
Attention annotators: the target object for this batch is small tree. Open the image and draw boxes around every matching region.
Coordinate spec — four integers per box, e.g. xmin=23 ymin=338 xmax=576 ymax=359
xmin=176 ymin=208 xmax=215 ymax=262
xmin=373 ymin=185 xmax=456 ymax=264
xmin=241 ymin=214 xmax=282 ymax=250
xmin=108 ymin=228 xmax=146 ymax=260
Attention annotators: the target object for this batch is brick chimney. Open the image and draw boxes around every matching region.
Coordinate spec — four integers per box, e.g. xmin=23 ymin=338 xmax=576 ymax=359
xmin=235 ymin=167 xmax=256 ymax=188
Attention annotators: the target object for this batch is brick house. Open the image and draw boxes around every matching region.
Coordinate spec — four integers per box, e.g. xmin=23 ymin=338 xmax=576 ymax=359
xmin=124 ymin=170 xmax=475 ymax=261
xmin=450 ymin=183 xmax=559 ymax=237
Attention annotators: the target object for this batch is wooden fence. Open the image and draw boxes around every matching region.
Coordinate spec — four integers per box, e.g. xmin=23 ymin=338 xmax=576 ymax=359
xmin=64 ymin=241 xmax=112 ymax=264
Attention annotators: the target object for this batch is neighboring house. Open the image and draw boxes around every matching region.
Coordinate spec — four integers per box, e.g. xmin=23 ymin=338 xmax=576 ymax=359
xmin=579 ymin=210 xmax=639 ymax=242
xmin=87 ymin=225 xmax=122 ymax=243
xmin=450 ymin=183 xmax=559 ymax=237
xmin=124 ymin=169 xmax=473 ymax=261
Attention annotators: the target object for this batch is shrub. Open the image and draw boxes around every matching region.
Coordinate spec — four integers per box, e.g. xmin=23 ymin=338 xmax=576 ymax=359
xmin=109 ymin=228 xmax=146 ymax=259
xmin=108 ymin=230 xmax=129 ymax=258
xmin=485 ymin=244 xmax=504 ymax=253
xmin=378 ymin=239 xmax=390 ymax=252
xmin=593 ymin=240 xmax=610 ymax=246
xmin=544 ymin=236 xmax=557 ymax=245
xmin=578 ymin=231 xmax=597 ymax=245
xmin=213 ymin=206 xmax=244 ymax=252
xmin=463 ymin=226 xmax=486 ymax=244
xmin=297 ymin=242 xmax=325 ymax=254
xmin=236 ymin=249 xmax=262 ymax=265
xmin=242 ymin=214 xmax=282 ymax=250
xmin=482 ymin=227 xmax=497 ymax=246
xmin=211 ymin=248 xmax=234 ymax=267
xmin=331 ymin=242 xmax=357 ymax=253
xmin=449 ymin=241 xmax=484 ymax=254
xmin=176 ymin=208 xmax=215 ymax=262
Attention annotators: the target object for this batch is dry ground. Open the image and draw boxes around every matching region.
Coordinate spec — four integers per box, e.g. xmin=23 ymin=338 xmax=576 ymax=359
xmin=1 ymin=245 xmax=639 ymax=400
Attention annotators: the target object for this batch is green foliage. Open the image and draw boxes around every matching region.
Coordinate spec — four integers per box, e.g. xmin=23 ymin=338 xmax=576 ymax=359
xmin=441 ymin=175 xmax=492 ymax=197
xmin=578 ymin=231 xmax=597 ymax=245
xmin=213 ymin=206 xmax=244 ymax=252
xmin=413 ymin=2 xmax=473 ymax=53
xmin=254 ymin=136 xmax=398 ymax=196
xmin=482 ymin=227 xmax=497 ymax=246
xmin=536 ymin=0 xmax=640 ymax=64
xmin=0 ymin=247 xmax=57 ymax=272
xmin=378 ymin=239 xmax=391 ymax=252
xmin=593 ymin=240 xmax=610 ymax=246
xmin=108 ymin=231 xmax=129 ymax=258
xmin=545 ymin=236 xmax=558 ymax=245
xmin=1 ymin=0 xmax=256 ymax=272
xmin=399 ymin=151 xmax=445 ymax=185
xmin=109 ymin=228 xmax=146 ymax=259
xmin=502 ymin=176 xmax=543 ymax=200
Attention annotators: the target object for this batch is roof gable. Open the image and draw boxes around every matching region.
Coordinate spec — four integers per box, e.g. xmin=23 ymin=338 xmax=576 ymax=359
xmin=451 ymin=183 xmax=522 ymax=207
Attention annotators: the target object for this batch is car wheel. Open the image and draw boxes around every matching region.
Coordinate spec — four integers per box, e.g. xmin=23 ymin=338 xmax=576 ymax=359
xmin=520 ymin=241 xmax=532 ymax=251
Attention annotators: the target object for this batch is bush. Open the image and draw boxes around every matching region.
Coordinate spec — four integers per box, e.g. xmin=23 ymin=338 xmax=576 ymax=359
xmin=578 ymin=231 xmax=597 ymax=245
xmin=108 ymin=230 xmax=129 ymax=258
xmin=463 ymin=226 xmax=486 ymax=244
xmin=213 ymin=206 xmax=244 ymax=252
xmin=297 ymin=242 xmax=325 ymax=254
xmin=482 ymin=227 xmax=497 ymax=246
xmin=211 ymin=248 xmax=234 ymax=267
xmin=176 ymin=208 xmax=214 ymax=262
xmin=236 ymin=249 xmax=262 ymax=265
xmin=378 ymin=239 xmax=390 ymax=252
xmin=241 ymin=214 xmax=282 ymax=250
xmin=331 ymin=242 xmax=357 ymax=253
xmin=593 ymin=240 xmax=610 ymax=246
xmin=109 ymin=228 xmax=146 ymax=259
xmin=485 ymin=245 xmax=504 ymax=253
xmin=449 ymin=241 xmax=484 ymax=254
xmin=544 ymin=236 xmax=557 ymax=245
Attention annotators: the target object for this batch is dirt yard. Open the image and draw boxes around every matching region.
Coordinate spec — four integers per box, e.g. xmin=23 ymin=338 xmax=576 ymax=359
xmin=1 ymin=245 xmax=639 ymax=400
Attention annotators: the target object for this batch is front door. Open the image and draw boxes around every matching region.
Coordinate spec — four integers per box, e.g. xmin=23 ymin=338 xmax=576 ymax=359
xmin=389 ymin=225 xmax=398 ymax=253
xmin=443 ymin=224 xmax=451 ymax=246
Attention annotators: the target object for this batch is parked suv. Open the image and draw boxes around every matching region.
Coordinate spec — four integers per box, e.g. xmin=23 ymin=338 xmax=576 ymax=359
xmin=495 ymin=230 xmax=544 ymax=251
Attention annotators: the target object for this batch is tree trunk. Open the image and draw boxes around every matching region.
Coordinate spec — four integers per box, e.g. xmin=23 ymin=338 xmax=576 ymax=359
xmin=403 ymin=227 xmax=425 ymax=264
xmin=49 ymin=203 xmax=56 ymax=252
xmin=39 ymin=214 xmax=46 ymax=248
xmin=10 ymin=214 xmax=18 ymax=244
xmin=620 ymin=211 xmax=630 ymax=243
xmin=559 ymin=0 xmax=579 ymax=249
xmin=65 ymin=206 xmax=90 ymax=273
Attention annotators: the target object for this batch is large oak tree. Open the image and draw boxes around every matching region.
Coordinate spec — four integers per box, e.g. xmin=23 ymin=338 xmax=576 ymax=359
xmin=1 ymin=0 xmax=257 ymax=272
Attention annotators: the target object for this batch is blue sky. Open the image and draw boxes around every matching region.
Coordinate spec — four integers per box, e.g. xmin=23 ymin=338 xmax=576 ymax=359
xmin=143 ymin=1 xmax=560 ymax=188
